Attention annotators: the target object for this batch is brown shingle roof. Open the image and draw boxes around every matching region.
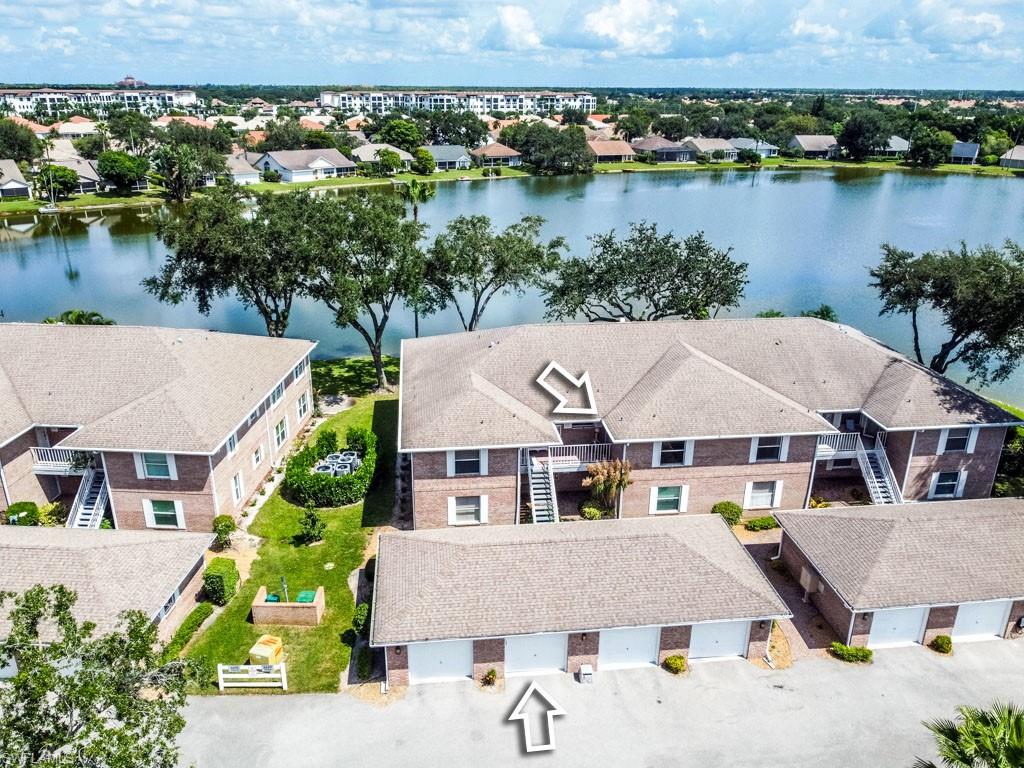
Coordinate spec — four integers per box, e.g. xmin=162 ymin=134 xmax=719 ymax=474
xmin=470 ymin=142 xmax=521 ymax=158
xmin=371 ymin=516 xmax=790 ymax=645
xmin=587 ymin=139 xmax=635 ymax=157
xmin=777 ymin=499 xmax=1024 ymax=610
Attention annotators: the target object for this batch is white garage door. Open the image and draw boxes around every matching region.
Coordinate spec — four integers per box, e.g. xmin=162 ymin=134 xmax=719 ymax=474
xmin=505 ymin=633 xmax=567 ymax=676
xmin=689 ymin=621 xmax=750 ymax=660
xmin=598 ymin=627 xmax=660 ymax=669
xmin=953 ymin=601 xmax=1011 ymax=642
xmin=407 ymin=639 xmax=473 ymax=684
xmin=867 ymin=607 xmax=928 ymax=648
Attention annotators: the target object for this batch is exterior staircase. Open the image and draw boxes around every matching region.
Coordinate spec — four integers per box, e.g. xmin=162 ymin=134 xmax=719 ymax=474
xmin=67 ymin=466 xmax=109 ymax=529
xmin=855 ymin=436 xmax=903 ymax=505
xmin=526 ymin=451 xmax=559 ymax=523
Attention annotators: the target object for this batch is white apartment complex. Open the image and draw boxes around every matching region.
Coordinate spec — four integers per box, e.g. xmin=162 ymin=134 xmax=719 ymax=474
xmin=0 ymin=88 xmax=199 ymax=116
xmin=319 ymin=90 xmax=597 ymax=116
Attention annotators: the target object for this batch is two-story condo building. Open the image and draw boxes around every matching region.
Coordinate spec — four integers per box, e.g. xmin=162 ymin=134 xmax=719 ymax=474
xmin=0 ymin=324 xmax=315 ymax=531
xmin=398 ymin=319 xmax=1019 ymax=529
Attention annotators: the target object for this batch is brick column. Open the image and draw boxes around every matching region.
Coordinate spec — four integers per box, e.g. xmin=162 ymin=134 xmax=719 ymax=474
xmin=1005 ymin=600 xmax=1024 ymax=639
xmin=385 ymin=645 xmax=408 ymax=687
xmin=850 ymin=612 xmax=873 ymax=647
xmin=658 ymin=625 xmax=691 ymax=664
xmin=567 ymin=632 xmax=599 ymax=674
xmin=473 ymin=638 xmax=504 ymax=682
xmin=923 ymin=606 xmax=958 ymax=646
xmin=746 ymin=620 xmax=771 ymax=659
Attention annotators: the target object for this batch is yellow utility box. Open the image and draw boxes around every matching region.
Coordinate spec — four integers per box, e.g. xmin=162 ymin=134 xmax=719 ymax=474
xmin=248 ymin=634 xmax=284 ymax=665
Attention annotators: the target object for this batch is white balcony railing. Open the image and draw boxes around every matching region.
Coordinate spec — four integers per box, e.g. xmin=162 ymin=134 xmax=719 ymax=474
xmin=31 ymin=447 xmax=92 ymax=475
xmin=815 ymin=432 xmax=861 ymax=458
xmin=524 ymin=443 xmax=614 ymax=472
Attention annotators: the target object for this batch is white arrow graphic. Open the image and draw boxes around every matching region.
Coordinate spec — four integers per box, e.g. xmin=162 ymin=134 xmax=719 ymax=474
xmin=535 ymin=361 xmax=598 ymax=415
xmin=508 ymin=681 xmax=567 ymax=753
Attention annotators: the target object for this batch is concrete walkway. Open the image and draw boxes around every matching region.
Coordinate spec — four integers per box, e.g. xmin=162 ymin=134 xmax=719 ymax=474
xmin=179 ymin=640 xmax=1024 ymax=767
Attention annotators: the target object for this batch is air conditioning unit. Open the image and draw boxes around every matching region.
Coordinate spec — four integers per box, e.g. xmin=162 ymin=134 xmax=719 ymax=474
xmin=799 ymin=567 xmax=821 ymax=601
xmin=578 ymin=663 xmax=594 ymax=684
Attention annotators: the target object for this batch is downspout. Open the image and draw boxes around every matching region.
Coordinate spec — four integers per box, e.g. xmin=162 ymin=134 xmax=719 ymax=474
xmin=901 ymin=431 xmax=917 ymax=499
xmin=618 ymin=443 xmax=629 ymax=519
xmin=514 ymin=449 xmax=520 ymax=525
xmin=409 ymin=454 xmax=417 ymax=529
xmin=0 ymin=459 xmax=10 ymax=508
xmin=803 ymin=445 xmax=818 ymax=509
xmin=846 ymin=610 xmax=856 ymax=646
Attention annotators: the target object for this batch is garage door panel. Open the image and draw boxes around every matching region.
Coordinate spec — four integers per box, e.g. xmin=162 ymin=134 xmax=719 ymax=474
xmin=689 ymin=621 xmax=750 ymax=660
xmin=867 ymin=607 xmax=927 ymax=648
xmin=598 ymin=627 xmax=660 ymax=669
xmin=505 ymin=633 xmax=567 ymax=676
xmin=953 ymin=601 xmax=1011 ymax=642
xmin=407 ymin=639 xmax=473 ymax=684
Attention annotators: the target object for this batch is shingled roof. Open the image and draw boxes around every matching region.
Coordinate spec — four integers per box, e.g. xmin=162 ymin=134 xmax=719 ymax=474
xmin=371 ymin=516 xmax=790 ymax=645
xmin=399 ymin=319 xmax=1017 ymax=450
xmin=777 ymin=498 xmax=1024 ymax=610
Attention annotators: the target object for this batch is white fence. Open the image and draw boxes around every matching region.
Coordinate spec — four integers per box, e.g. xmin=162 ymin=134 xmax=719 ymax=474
xmin=217 ymin=662 xmax=287 ymax=691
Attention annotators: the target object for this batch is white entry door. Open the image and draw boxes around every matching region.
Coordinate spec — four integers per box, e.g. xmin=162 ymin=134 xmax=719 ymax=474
xmin=953 ymin=601 xmax=1012 ymax=642
xmin=689 ymin=621 xmax=750 ymax=660
xmin=867 ymin=607 xmax=928 ymax=648
xmin=598 ymin=627 xmax=660 ymax=669
xmin=505 ymin=633 xmax=567 ymax=676
xmin=407 ymin=639 xmax=473 ymax=684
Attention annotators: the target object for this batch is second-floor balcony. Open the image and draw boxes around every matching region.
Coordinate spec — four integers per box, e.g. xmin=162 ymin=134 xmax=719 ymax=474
xmin=522 ymin=443 xmax=614 ymax=473
xmin=31 ymin=447 xmax=93 ymax=476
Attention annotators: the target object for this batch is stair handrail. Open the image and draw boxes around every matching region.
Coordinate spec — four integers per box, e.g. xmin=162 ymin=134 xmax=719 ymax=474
xmin=525 ymin=452 xmax=540 ymax=524
xmin=870 ymin=441 xmax=904 ymax=505
xmin=545 ymin=451 xmax=559 ymax=523
xmin=89 ymin=477 xmax=109 ymax=528
xmin=854 ymin=436 xmax=887 ymax=504
xmin=67 ymin=465 xmax=95 ymax=527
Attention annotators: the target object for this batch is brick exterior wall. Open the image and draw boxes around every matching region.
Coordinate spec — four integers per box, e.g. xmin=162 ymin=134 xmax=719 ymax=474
xmin=746 ymin=620 xmax=771 ymax=659
xmin=1006 ymin=600 xmax=1024 ymax=639
xmin=884 ymin=430 xmax=914 ymax=494
xmin=411 ymin=448 xmax=519 ymax=528
xmin=900 ymin=427 xmax=1005 ymax=501
xmin=850 ymin=612 xmax=873 ymax=647
xmin=385 ymin=645 xmax=409 ymax=687
xmin=104 ymin=451 xmax=218 ymax=532
xmin=473 ymin=638 xmax=505 ymax=682
xmin=157 ymin=556 xmax=208 ymax=642
xmin=780 ymin=533 xmax=857 ymax=645
xmin=0 ymin=429 xmax=59 ymax=510
xmin=567 ymin=631 xmax=599 ymax=674
xmin=658 ymin=624 xmax=691 ymax=663
xmin=621 ymin=436 xmax=816 ymax=517
xmin=923 ymin=605 xmax=958 ymax=646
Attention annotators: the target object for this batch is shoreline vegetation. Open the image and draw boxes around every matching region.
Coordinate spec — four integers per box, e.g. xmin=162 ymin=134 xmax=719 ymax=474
xmin=1 ymin=156 xmax=1019 ymax=217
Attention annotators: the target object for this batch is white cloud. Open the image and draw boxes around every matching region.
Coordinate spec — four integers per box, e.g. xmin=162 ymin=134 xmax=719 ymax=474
xmin=489 ymin=5 xmax=542 ymax=51
xmin=582 ymin=0 xmax=678 ymax=55
xmin=791 ymin=17 xmax=839 ymax=42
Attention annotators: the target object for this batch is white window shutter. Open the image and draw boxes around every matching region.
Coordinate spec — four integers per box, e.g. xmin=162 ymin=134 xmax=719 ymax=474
xmin=479 ymin=449 xmax=488 ymax=476
xmin=479 ymin=495 xmax=489 ymax=523
xmin=652 ymin=442 xmax=662 ymax=468
xmin=743 ymin=482 xmax=753 ymax=509
xmin=684 ymin=440 xmax=694 ymax=467
xmin=748 ymin=438 xmax=759 ymax=464
xmin=779 ymin=436 xmax=790 ymax=463
xmin=928 ymin=472 xmax=939 ymax=499
xmin=173 ymin=500 xmax=185 ymax=528
xmin=955 ymin=471 xmax=968 ymax=498
xmin=447 ymin=497 xmax=456 ymax=525
xmin=937 ymin=429 xmax=949 ymax=456
xmin=648 ymin=487 xmax=659 ymax=515
xmin=679 ymin=485 xmax=690 ymax=513
xmin=445 ymin=451 xmax=455 ymax=477
xmin=133 ymin=453 xmax=144 ymax=479
xmin=966 ymin=427 xmax=979 ymax=454
xmin=166 ymin=454 xmax=178 ymax=481
xmin=142 ymin=498 xmax=154 ymax=526
xmin=772 ymin=480 xmax=784 ymax=508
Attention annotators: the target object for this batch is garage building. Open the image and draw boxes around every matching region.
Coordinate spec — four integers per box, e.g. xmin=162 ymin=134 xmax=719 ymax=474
xmin=370 ymin=516 xmax=790 ymax=686
xmin=777 ymin=499 xmax=1024 ymax=650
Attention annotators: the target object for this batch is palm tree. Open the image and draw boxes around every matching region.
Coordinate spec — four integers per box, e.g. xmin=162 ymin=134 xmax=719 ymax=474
xmin=398 ymin=178 xmax=436 ymax=337
xmin=914 ymin=701 xmax=1024 ymax=768
xmin=42 ymin=309 xmax=116 ymax=325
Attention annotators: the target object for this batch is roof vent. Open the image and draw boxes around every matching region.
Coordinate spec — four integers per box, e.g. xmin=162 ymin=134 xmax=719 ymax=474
xmin=488 ymin=341 xmax=496 ymax=348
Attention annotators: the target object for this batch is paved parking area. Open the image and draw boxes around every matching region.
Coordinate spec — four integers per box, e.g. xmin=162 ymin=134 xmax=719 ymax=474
xmin=179 ymin=640 xmax=1024 ymax=767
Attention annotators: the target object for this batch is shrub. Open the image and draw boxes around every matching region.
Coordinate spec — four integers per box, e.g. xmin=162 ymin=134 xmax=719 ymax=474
xmin=712 ymin=501 xmax=742 ymax=526
xmin=930 ymin=635 xmax=953 ymax=654
xmin=7 ymin=501 xmax=39 ymax=526
xmin=744 ymin=515 xmax=779 ymax=532
xmin=212 ymin=514 xmax=236 ymax=548
xmin=203 ymin=557 xmax=239 ymax=606
xmin=283 ymin=426 xmax=378 ymax=507
xmin=356 ymin=646 xmax=373 ymax=681
xmin=99 ymin=518 xmax=113 ymax=530
xmin=829 ymin=642 xmax=872 ymax=663
xmin=663 ymin=655 xmax=687 ymax=675
xmin=261 ymin=168 xmax=281 ymax=182
xmin=578 ymin=500 xmax=608 ymax=520
xmin=299 ymin=506 xmax=325 ymax=544
xmin=38 ymin=501 xmax=68 ymax=527
xmin=809 ymin=495 xmax=832 ymax=509
xmin=161 ymin=602 xmax=214 ymax=662
xmin=582 ymin=459 xmax=632 ymax=509
xmin=481 ymin=668 xmax=497 ymax=686
xmin=352 ymin=602 xmax=371 ymax=638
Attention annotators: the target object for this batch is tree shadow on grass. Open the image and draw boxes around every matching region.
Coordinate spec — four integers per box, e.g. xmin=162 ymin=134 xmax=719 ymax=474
xmin=312 ymin=356 xmax=400 ymax=398
xmin=363 ymin=399 xmax=398 ymax=527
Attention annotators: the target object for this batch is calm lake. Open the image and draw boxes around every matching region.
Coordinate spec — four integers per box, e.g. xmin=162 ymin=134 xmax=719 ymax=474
xmin=2 ymin=167 xmax=1024 ymax=404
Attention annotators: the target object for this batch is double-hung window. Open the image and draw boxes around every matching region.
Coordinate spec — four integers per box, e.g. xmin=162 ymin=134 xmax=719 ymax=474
xmin=654 ymin=440 xmax=691 ymax=467
xmin=939 ymin=427 xmax=975 ymax=454
xmin=227 ymin=433 xmax=237 ymax=456
xmin=448 ymin=495 xmax=487 ymax=525
xmin=231 ymin=472 xmax=243 ymax=504
xmin=447 ymin=449 xmax=487 ymax=476
xmin=745 ymin=480 xmax=781 ymax=509
xmin=649 ymin=485 xmax=687 ymax=515
xmin=270 ymin=382 xmax=284 ymax=408
xmin=750 ymin=436 xmax=788 ymax=463
xmin=145 ymin=499 xmax=183 ymax=529
xmin=253 ymin=444 xmax=264 ymax=468
xmin=248 ymin=407 xmax=260 ymax=425
xmin=930 ymin=470 xmax=965 ymax=499
xmin=293 ymin=359 xmax=306 ymax=380
xmin=274 ymin=417 xmax=288 ymax=449
xmin=136 ymin=452 xmax=176 ymax=480
xmin=297 ymin=392 xmax=309 ymax=420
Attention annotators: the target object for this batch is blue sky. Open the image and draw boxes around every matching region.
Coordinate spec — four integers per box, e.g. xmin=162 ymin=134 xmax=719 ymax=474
xmin=2 ymin=0 xmax=1022 ymax=90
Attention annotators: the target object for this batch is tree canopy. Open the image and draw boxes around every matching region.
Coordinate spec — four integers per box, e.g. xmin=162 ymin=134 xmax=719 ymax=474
xmin=106 ymin=109 xmax=157 ymax=155
xmin=907 ymin=125 xmax=954 ymax=168
xmin=0 ymin=118 xmax=42 ymax=163
xmin=42 ymin=309 xmax=116 ymax=325
xmin=96 ymin=150 xmax=149 ymax=193
xmin=839 ymin=111 xmax=890 ymax=160
xmin=151 ymin=143 xmax=221 ymax=202
xmin=544 ymin=222 xmax=748 ymax=322
xmin=420 ymin=110 xmax=486 ymax=147
xmin=501 ymin=122 xmax=594 ymax=175
xmin=870 ymin=240 xmax=1024 ymax=384
xmin=377 ymin=119 xmax=424 ymax=153
xmin=913 ymin=702 xmax=1024 ymax=768
xmin=34 ymin=164 xmax=79 ymax=200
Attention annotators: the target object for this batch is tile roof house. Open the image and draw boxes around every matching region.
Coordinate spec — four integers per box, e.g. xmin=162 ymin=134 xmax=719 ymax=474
xmin=470 ymin=142 xmax=522 ymax=167
xmin=587 ymin=139 xmax=635 ymax=162
xmin=788 ymin=135 xmax=839 ymax=159
xmin=631 ymin=136 xmax=695 ymax=162
xmin=398 ymin=319 xmax=1018 ymax=530
xmin=728 ymin=137 xmax=779 ymax=157
xmin=950 ymin=141 xmax=980 ymax=165
xmin=0 ymin=159 xmax=31 ymax=199
xmin=683 ymin=137 xmax=739 ymax=160
xmin=999 ymin=145 xmax=1024 ymax=169
xmin=777 ymin=498 xmax=1024 ymax=649
xmin=350 ymin=143 xmax=414 ymax=169
xmin=372 ymin=516 xmax=790 ymax=685
xmin=0 ymin=324 xmax=315 ymax=532
xmin=420 ymin=144 xmax=472 ymax=171
xmin=253 ymin=148 xmax=356 ymax=182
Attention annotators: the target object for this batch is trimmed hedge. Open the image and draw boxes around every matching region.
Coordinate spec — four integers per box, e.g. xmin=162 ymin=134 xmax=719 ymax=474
xmin=712 ymin=501 xmax=742 ymax=526
xmin=203 ymin=557 xmax=239 ymax=606
xmin=161 ymin=602 xmax=214 ymax=663
xmin=284 ymin=426 xmax=378 ymax=507
xmin=829 ymin=642 xmax=873 ymax=663
xmin=930 ymin=635 xmax=953 ymax=654
xmin=579 ymin=500 xmax=610 ymax=520
xmin=356 ymin=646 xmax=373 ymax=681
xmin=744 ymin=515 xmax=779 ymax=532
xmin=663 ymin=655 xmax=687 ymax=675
xmin=7 ymin=501 xmax=39 ymax=526
xmin=212 ymin=514 xmax=236 ymax=548
xmin=352 ymin=602 xmax=371 ymax=638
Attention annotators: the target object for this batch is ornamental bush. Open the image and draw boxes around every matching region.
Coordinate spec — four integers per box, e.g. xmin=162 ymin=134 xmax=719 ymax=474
xmin=38 ymin=501 xmax=68 ymax=527
xmin=7 ymin=501 xmax=39 ymax=526
xmin=712 ymin=501 xmax=742 ymax=526
xmin=212 ymin=514 xmax=236 ymax=549
xmin=299 ymin=506 xmax=326 ymax=544
xmin=161 ymin=602 xmax=214 ymax=663
xmin=744 ymin=515 xmax=779 ymax=532
xmin=352 ymin=602 xmax=371 ymax=638
xmin=829 ymin=642 xmax=873 ymax=663
xmin=283 ymin=426 xmax=378 ymax=507
xmin=578 ymin=500 xmax=608 ymax=520
xmin=481 ymin=668 xmax=497 ymax=686
xmin=930 ymin=635 xmax=953 ymax=654
xmin=203 ymin=557 xmax=239 ymax=606
xmin=663 ymin=655 xmax=687 ymax=675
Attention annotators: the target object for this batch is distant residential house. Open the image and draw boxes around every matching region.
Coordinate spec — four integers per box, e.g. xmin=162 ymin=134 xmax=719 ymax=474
xmin=298 ymin=117 xmax=328 ymax=132
xmin=998 ymin=145 xmax=1024 ymax=169
xmin=0 ymin=159 xmax=31 ymax=199
xmin=53 ymin=116 xmax=99 ymax=139
xmin=8 ymin=115 xmax=50 ymax=139
xmin=728 ymin=137 xmax=779 ymax=158
xmin=950 ymin=141 xmax=980 ymax=165
xmin=245 ymin=97 xmax=276 ymax=116
xmin=344 ymin=115 xmax=368 ymax=131
xmin=420 ymin=145 xmax=472 ymax=171
xmin=351 ymin=143 xmax=413 ymax=170
xmin=587 ymin=139 xmax=635 ymax=163
xmin=52 ymin=158 xmax=101 ymax=194
xmin=631 ymin=136 xmax=694 ymax=162
xmin=470 ymin=142 xmax=523 ymax=167
xmin=224 ymin=152 xmax=260 ymax=185
xmin=878 ymin=135 xmax=910 ymax=157
xmin=154 ymin=115 xmax=215 ymax=130
xmin=254 ymin=149 xmax=356 ymax=182
xmin=788 ymin=135 xmax=839 ymax=159
xmin=683 ymin=137 xmax=739 ymax=161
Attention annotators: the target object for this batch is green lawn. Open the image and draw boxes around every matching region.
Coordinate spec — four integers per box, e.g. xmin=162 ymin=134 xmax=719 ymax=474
xmin=185 ymin=384 xmax=398 ymax=693
xmin=395 ymin=166 xmax=530 ymax=182
xmin=312 ymin=355 xmax=400 ymax=397
xmin=244 ymin=176 xmax=391 ymax=194
xmin=0 ymin=190 xmax=165 ymax=215
xmin=593 ymin=158 xmax=1024 ymax=178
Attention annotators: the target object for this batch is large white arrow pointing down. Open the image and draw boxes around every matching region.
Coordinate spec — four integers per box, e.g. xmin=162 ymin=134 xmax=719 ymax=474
xmin=508 ymin=680 xmax=567 ymax=753
xmin=535 ymin=361 xmax=598 ymax=415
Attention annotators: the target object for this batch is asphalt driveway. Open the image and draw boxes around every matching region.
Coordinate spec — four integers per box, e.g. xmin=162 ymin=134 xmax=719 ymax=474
xmin=179 ymin=640 xmax=1024 ymax=767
